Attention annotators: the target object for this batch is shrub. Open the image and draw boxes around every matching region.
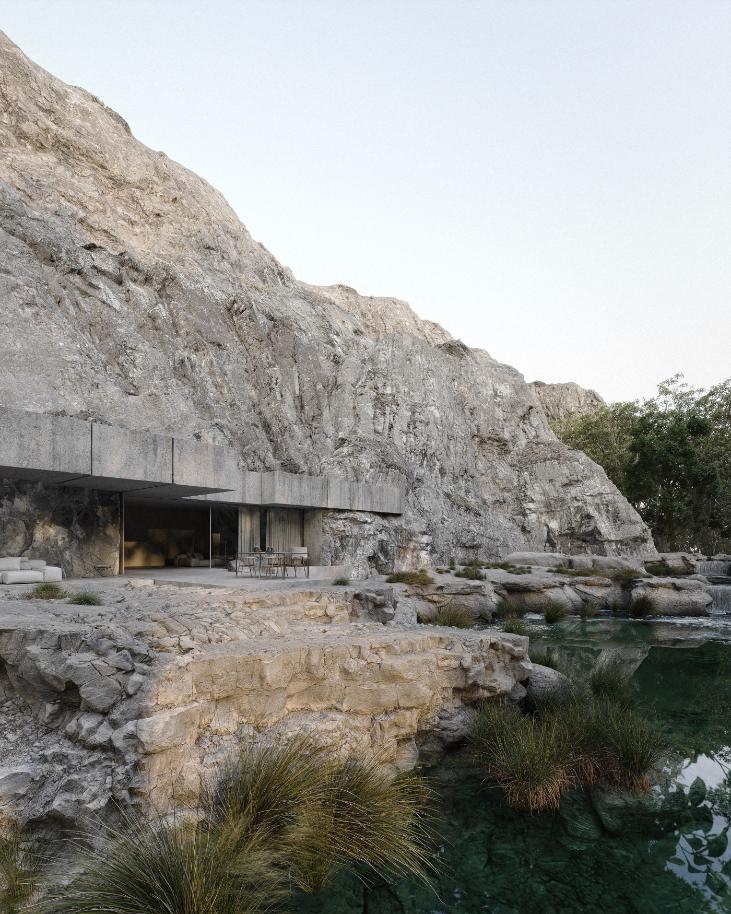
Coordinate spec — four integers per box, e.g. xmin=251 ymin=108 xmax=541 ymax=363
xmin=448 ymin=558 xmax=456 ymax=570
xmin=386 ymin=569 xmax=433 ymax=586
xmin=68 ymin=590 xmax=103 ymax=606
xmin=472 ymin=703 xmax=575 ymax=812
xmin=332 ymin=577 xmax=350 ymax=586
xmin=543 ymin=601 xmax=567 ymax=624
xmin=434 ymin=604 xmax=474 ymax=629
xmin=579 ymin=600 xmax=600 ymax=621
xmin=595 ymin=702 xmax=664 ymax=791
xmin=590 ymin=660 xmax=633 ymax=706
xmin=27 ymin=582 xmax=65 ymax=600
xmin=494 ymin=599 xmax=529 ymax=619
xmin=629 ymin=594 xmax=657 ymax=618
xmin=501 ymin=616 xmax=527 ymax=636
xmin=435 ymin=568 xmax=448 ymax=574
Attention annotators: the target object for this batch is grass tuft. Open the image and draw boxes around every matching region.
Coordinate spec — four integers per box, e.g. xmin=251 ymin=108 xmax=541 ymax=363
xmin=454 ymin=565 xmax=485 ymax=581
xmin=0 ymin=828 xmax=38 ymax=914
xmin=579 ymin=600 xmax=600 ymax=621
xmin=494 ymin=599 xmax=529 ymax=620
xmin=331 ymin=577 xmax=350 ymax=586
xmin=26 ymin=582 xmax=65 ymax=600
xmin=590 ymin=660 xmax=634 ymax=706
xmin=501 ymin=616 xmax=527 ymax=636
xmin=543 ymin=601 xmax=568 ymax=624
xmin=629 ymin=594 xmax=657 ymax=618
xmin=433 ymin=604 xmax=474 ymax=629
xmin=386 ymin=569 xmax=433 ymax=586
xmin=67 ymin=590 xmax=103 ymax=606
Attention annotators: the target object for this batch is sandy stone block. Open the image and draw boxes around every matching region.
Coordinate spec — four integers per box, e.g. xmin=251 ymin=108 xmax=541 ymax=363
xmin=136 ymin=704 xmax=202 ymax=753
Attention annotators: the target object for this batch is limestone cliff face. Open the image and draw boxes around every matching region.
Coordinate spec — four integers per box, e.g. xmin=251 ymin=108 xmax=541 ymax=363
xmin=530 ymin=381 xmax=606 ymax=424
xmin=0 ymin=33 xmax=655 ymax=565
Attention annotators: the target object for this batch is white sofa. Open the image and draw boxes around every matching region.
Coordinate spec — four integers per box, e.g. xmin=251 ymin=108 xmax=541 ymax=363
xmin=0 ymin=557 xmax=64 ymax=585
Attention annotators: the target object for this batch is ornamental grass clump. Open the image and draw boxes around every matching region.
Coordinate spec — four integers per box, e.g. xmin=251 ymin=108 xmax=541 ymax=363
xmin=494 ymin=599 xmax=529 ymax=620
xmin=595 ymin=701 xmax=664 ymax=791
xmin=543 ymin=601 xmax=567 ymax=625
xmin=0 ymin=828 xmax=38 ymax=914
xmin=472 ymin=675 xmax=664 ymax=811
xmin=590 ymin=660 xmax=634 ymax=706
xmin=454 ymin=565 xmax=485 ymax=581
xmin=211 ymin=739 xmax=436 ymax=894
xmin=386 ymin=569 xmax=432 ymax=586
xmin=47 ymin=813 xmax=284 ymax=914
xmin=53 ymin=740 xmax=438 ymax=912
xmin=68 ymin=590 xmax=103 ymax=606
xmin=501 ymin=616 xmax=527 ymax=636
xmin=629 ymin=594 xmax=657 ymax=618
xmin=27 ymin=582 xmax=65 ymax=600
xmin=471 ymin=703 xmax=574 ymax=813
xmin=433 ymin=604 xmax=474 ymax=629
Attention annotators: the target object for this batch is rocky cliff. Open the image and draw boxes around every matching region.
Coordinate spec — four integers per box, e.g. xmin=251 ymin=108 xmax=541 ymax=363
xmin=530 ymin=381 xmax=606 ymax=424
xmin=0 ymin=32 xmax=655 ymax=567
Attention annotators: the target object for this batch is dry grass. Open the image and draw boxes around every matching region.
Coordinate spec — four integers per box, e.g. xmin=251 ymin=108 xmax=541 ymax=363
xmin=386 ymin=569 xmax=433 ymax=586
xmin=433 ymin=605 xmax=474 ymax=629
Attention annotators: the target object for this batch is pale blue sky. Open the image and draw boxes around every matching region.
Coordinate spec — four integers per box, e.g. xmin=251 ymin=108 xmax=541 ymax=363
xmin=3 ymin=0 xmax=729 ymax=401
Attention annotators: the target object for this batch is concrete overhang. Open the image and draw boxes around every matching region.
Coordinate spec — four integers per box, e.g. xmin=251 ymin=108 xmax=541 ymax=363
xmin=0 ymin=407 xmax=405 ymax=514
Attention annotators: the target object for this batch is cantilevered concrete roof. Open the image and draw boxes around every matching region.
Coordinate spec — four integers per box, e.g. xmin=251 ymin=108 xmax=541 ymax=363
xmin=0 ymin=407 xmax=404 ymax=514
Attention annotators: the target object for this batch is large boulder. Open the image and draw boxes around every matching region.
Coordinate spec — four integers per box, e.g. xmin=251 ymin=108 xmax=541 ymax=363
xmin=630 ymin=578 xmax=712 ymax=616
xmin=525 ymin=663 xmax=572 ymax=704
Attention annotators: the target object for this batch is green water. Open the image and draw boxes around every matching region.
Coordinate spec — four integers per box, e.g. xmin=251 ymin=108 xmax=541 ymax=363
xmin=298 ymin=615 xmax=731 ymax=913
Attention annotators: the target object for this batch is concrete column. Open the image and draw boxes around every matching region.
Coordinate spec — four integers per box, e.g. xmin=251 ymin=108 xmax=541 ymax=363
xmin=303 ymin=510 xmax=323 ymax=565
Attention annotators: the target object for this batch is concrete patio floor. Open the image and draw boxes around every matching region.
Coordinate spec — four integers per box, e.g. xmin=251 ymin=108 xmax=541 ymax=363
xmin=121 ymin=565 xmax=350 ymax=591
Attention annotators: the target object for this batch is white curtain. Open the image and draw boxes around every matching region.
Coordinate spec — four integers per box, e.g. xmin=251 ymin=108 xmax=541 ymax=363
xmin=238 ymin=507 xmax=260 ymax=553
xmin=266 ymin=509 xmax=303 ymax=552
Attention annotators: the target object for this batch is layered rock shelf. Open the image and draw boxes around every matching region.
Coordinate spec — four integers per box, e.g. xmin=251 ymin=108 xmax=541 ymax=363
xmin=0 ymin=579 xmax=529 ymax=828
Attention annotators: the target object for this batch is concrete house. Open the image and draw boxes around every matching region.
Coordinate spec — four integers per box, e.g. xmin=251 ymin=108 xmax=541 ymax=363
xmin=0 ymin=408 xmax=404 ymax=578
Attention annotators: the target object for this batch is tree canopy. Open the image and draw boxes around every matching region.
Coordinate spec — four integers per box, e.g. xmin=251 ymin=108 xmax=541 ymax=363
xmin=553 ymin=376 xmax=731 ymax=554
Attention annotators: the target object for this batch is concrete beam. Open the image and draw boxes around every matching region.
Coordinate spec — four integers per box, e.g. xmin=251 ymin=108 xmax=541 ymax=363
xmin=261 ymin=471 xmax=328 ymax=509
xmin=0 ymin=407 xmax=90 ymax=481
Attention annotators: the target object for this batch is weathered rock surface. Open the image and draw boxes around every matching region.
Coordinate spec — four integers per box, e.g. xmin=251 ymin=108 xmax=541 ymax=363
xmin=0 ymin=32 xmax=654 ymax=570
xmin=0 ymin=578 xmax=529 ymax=826
xmin=524 ymin=663 xmax=572 ymax=705
xmin=530 ymin=381 xmax=605 ymax=423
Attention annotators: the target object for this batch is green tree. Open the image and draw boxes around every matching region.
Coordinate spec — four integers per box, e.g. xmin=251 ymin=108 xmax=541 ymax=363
xmin=554 ymin=376 xmax=731 ymax=553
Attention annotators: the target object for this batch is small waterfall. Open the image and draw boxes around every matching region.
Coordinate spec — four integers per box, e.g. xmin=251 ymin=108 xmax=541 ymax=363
xmin=710 ymin=585 xmax=731 ymax=614
xmin=697 ymin=560 xmax=730 ymax=576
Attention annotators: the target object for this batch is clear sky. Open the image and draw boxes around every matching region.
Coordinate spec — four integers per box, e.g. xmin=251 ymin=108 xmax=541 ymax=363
xmin=3 ymin=0 xmax=729 ymax=402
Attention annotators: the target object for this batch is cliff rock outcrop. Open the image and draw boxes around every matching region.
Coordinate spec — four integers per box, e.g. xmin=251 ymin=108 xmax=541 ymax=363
xmin=0 ymin=32 xmax=654 ymax=567
xmin=530 ymin=381 xmax=606 ymax=423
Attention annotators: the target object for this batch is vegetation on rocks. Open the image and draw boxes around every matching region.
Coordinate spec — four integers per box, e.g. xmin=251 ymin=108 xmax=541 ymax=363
xmin=386 ymin=570 xmax=433 ymax=586
xmin=630 ymin=595 xmax=657 ymax=618
xmin=26 ymin=583 xmax=65 ymax=600
xmin=433 ymin=605 xmax=474 ymax=629
xmin=331 ymin=577 xmax=350 ymax=586
xmin=501 ymin=617 xmax=528 ymax=636
xmin=495 ymin=599 xmax=529 ymax=620
xmin=543 ymin=602 xmax=568 ymax=624
xmin=67 ymin=591 xmax=103 ymax=606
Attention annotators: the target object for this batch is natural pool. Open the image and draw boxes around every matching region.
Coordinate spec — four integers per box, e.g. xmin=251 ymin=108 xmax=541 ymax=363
xmin=297 ymin=614 xmax=731 ymax=913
